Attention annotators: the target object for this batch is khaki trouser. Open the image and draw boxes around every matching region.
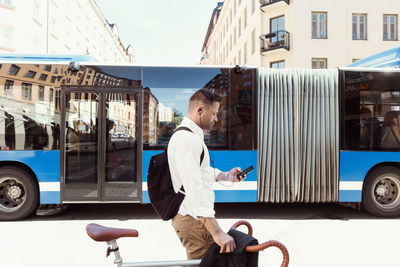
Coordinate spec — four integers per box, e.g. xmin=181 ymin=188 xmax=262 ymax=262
xmin=171 ymin=214 xmax=214 ymax=264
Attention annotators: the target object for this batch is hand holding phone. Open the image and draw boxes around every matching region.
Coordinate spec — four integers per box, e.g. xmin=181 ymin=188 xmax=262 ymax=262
xmin=236 ymin=165 xmax=254 ymax=180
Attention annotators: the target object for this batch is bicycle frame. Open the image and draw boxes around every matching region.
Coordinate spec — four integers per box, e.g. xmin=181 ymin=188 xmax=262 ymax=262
xmin=107 ymin=239 xmax=201 ymax=267
xmin=87 ymin=220 xmax=289 ymax=267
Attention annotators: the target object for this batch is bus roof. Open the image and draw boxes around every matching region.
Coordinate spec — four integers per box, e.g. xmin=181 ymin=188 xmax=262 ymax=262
xmin=348 ymin=46 xmax=400 ymax=68
xmin=0 ymin=53 xmax=98 ymax=62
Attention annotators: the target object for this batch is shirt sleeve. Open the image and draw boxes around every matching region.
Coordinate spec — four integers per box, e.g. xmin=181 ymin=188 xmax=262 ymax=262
xmin=171 ymin=133 xmax=215 ymax=218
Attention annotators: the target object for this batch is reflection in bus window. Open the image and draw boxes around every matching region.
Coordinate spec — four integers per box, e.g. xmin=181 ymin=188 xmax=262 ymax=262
xmin=105 ymin=93 xmax=138 ymax=183
xmin=343 ymin=71 xmax=400 ymax=151
xmin=0 ymin=67 xmax=61 ymax=150
xmin=65 ymin=92 xmax=99 ymax=184
xmin=142 ymin=66 xmax=255 ymax=150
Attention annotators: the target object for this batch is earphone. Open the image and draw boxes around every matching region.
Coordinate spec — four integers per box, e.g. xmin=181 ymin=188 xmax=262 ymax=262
xmin=198 ymin=109 xmax=202 ymax=114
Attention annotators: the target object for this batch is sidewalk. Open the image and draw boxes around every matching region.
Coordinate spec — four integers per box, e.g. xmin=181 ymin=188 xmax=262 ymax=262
xmin=1 ymin=218 xmax=397 ymax=267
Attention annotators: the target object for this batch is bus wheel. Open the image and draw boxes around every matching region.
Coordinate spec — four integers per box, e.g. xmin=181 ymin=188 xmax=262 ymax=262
xmin=0 ymin=167 xmax=39 ymax=220
xmin=363 ymin=166 xmax=400 ymax=217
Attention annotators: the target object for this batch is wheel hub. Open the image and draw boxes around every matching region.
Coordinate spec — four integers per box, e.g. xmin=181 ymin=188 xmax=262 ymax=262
xmin=0 ymin=177 xmax=27 ymax=212
xmin=373 ymin=176 xmax=400 ymax=208
xmin=375 ymin=184 xmax=388 ymax=197
xmin=6 ymin=185 xmax=22 ymax=200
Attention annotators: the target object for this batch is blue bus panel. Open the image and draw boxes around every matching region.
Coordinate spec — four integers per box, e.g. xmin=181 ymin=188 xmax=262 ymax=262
xmin=142 ymin=150 xmax=258 ymax=203
xmin=0 ymin=150 xmax=60 ymax=204
xmin=339 ymin=151 xmax=400 ymax=202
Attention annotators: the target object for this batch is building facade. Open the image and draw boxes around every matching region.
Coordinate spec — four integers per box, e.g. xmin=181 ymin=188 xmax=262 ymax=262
xmin=201 ymin=0 xmax=400 ymax=68
xmin=0 ymin=0 xmax=134 ymax=63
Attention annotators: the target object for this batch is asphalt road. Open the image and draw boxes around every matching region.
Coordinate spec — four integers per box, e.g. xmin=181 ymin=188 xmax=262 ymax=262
xmin=25 ymin=202 xmax=375 ymax=221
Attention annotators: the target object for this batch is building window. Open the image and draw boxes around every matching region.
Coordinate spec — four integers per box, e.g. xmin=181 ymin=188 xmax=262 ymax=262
xmin=44 ymin=65 xmax=51 ymax=71
xmin=49 ymin=88 xmax=54 ymax=103
xmin=38 ymin=85 xmax=45 ymax=101
xmin=270 ymin=16 xmax=285 ymax=43
xmin=244 ymin=7 xmax=247 ymax=29
xmin=252 ymin=0 xmax=255 ymax=13
xmin=39 ymin=74 xmax=48 ymax=81
xmin=244 ymin=42 xmax=247 ymax=64
xmin=270 ymin=60 xmax=285 ymax=69
xmin=21 ymin=83 xmax=32 ymax=100
xmin=312 ymin=12 xmax=327 ymax=39
xmin=8 ymin=64 xmax=20 ymax=75
xmin=352 ymin=58 xmax=360 ymax=63
xmin=238 ymin=50 xmax=242 ymax=64
xmin=24 ymin=70 xmax=37 ymax=78
xmin=312 ymin=58 xmax=327 ymax=69
xmin=55 ymin=90 xmax=60 ymax=110
xmin=0 ymin=0 xmax=12 ymax=5
xmin=4 ymin=80 xmax=13 ymax=96
xmin=33 ymin=0 xmax=44 ymax=25
xmin=251 ymin=29 xmax=256 ymax=54
xmin=234 ymin=27 xmax=237 ymax=44
xmin=383 ymin=14 xmax=398 ymax=41
xmin=352 ymin=14 xmax=367 ymax=40
xmin=239 ymin=18 xmax=242 ymax=37
xmin=0 ymin=24 xmax=13 ymax=48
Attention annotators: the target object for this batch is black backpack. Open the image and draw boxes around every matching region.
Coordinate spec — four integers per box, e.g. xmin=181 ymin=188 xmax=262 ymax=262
xmin=147 ymin=127 xmax=204 ymax=221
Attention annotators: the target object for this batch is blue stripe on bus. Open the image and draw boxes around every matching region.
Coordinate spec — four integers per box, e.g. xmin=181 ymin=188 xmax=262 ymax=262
xmin=0 ymin=150 xmax=61 ymax=204
xmin=214 ymin=190 xmax=257 ymax=202
xmin=40 ymin=191 xmax=60 ymax=204
xmin=339 ymin=190 xmax=362 ymax=202
xmin=142 ymin=150 xmax=257 ymax=182
xmin=142 ymin=150 xmax=257 ymax=203
xmin=339 ymin=150 xmax=400 ymax=202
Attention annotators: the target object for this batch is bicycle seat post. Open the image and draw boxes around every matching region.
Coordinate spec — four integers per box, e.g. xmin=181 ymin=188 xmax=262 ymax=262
xmin=107 ymin=240 xmax=123 ymax=267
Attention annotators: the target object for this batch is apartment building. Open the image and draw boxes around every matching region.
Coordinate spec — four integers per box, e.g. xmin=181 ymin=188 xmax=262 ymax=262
xmin=201 ymin=0 xmax=400 ymax=68
xmin=201 ymin=0 xmax=262 ymax=66
xmin=0 ymin=0 xmax=134 ymax=63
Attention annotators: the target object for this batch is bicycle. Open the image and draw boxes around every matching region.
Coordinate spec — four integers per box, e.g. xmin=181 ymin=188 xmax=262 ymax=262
xmin=86 ymin=220 xmax=289 ymax=267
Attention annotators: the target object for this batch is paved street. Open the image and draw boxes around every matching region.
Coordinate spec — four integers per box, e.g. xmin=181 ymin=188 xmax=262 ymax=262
xmin=1 ymin=203 xmax=398 ymax=267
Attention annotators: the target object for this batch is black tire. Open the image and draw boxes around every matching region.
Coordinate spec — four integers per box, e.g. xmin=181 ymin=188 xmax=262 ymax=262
xmin=0 ymin=167 xmax=39 ymax=220
xmin=362 ymin=166 xmax=400 ymax=217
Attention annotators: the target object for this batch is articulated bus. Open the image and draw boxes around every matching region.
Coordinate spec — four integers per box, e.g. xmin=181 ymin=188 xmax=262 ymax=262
xmin=0 ymin=54 xmax=400 ymax=220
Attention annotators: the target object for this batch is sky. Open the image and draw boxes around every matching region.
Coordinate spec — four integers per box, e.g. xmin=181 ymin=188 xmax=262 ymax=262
xmin=94 ymin=0 xmax=221 ymax=65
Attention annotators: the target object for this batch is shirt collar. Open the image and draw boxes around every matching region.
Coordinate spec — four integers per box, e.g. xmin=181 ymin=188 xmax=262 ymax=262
xmin=179 ymin=117 xmax=204 ymax=140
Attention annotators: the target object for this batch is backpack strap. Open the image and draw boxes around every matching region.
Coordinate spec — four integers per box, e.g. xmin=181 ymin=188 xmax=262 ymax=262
xmin=172 ymin=127 xmax=205 ymax=165
xmin=170 ymin=126 xmax=205 ymax=195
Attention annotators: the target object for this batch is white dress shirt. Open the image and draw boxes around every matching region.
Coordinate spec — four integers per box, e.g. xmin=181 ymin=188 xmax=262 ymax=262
xmin=168 ymin=117 xmax=222 ymax=219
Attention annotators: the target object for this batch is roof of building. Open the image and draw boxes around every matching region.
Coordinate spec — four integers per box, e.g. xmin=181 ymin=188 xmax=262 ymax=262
xmin=201 ymin=2 xmax=224 ymax=53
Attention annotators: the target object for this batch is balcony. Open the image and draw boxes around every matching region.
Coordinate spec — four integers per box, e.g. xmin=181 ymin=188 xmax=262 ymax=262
xmin=260 ymin=0 xmax=290 ymax=10
xmin=260 ymin=30 xmax=290 ymax=53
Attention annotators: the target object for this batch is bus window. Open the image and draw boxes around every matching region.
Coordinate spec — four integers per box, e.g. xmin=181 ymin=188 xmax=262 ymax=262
xmin=142 ymin=66 xmax=229 ymax=149
xmin=142 ymin=66 xmax=256 ymax=150
xmin=343 ymin=70 xmax=400 ymax=151
xmin=0 ymin=63 xmax=60 ymax=150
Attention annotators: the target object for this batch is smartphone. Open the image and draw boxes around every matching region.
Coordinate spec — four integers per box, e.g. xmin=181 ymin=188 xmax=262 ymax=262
xmin=237 ymin=165 xmax=255 ymax=179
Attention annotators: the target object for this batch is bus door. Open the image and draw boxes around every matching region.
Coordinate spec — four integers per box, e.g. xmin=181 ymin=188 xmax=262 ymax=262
xmin=62 ymin=88 xmax=142 ymax=202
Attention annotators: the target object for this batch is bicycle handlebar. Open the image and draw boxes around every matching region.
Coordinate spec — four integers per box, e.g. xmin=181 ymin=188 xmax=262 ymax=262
xmin=230 ymin=220 xmax=289 ymax=267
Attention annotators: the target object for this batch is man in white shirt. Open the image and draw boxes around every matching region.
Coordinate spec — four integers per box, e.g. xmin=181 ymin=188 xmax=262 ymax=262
xmin=168 ymin=89 xmax=245 ymax=262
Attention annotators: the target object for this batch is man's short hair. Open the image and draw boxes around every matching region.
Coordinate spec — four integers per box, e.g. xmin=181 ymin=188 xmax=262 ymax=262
xmin=189 ymin=89 xmax=222 ymax=106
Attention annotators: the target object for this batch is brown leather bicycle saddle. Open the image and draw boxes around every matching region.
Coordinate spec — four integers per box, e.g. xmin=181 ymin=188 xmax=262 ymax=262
xmin=86 ymin=223 xmax=139 ymax=242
